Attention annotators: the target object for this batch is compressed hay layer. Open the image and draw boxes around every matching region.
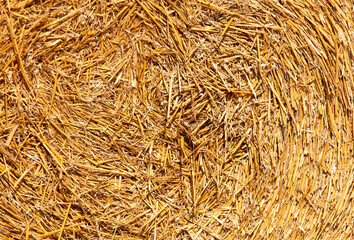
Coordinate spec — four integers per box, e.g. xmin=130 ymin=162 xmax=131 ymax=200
xmin=0 ymin=0 xmax=353 ymax=239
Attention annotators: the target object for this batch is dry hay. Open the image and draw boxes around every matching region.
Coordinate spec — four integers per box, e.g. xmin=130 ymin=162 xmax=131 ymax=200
xmin=0 ymin=0 xmax=353 ymax=239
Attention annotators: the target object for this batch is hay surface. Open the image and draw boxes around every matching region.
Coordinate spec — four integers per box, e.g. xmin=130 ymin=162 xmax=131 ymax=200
xmin=0 ymin=0 xmax=353 ymax=239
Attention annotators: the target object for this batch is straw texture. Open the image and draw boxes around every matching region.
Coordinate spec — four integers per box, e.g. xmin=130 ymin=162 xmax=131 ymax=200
xmin=0 ymin=0 xmax=353 ymax=239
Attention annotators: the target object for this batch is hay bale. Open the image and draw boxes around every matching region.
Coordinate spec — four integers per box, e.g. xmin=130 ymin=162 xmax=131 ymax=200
xmin=0 ymin=0 xmax=353 ymax=239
